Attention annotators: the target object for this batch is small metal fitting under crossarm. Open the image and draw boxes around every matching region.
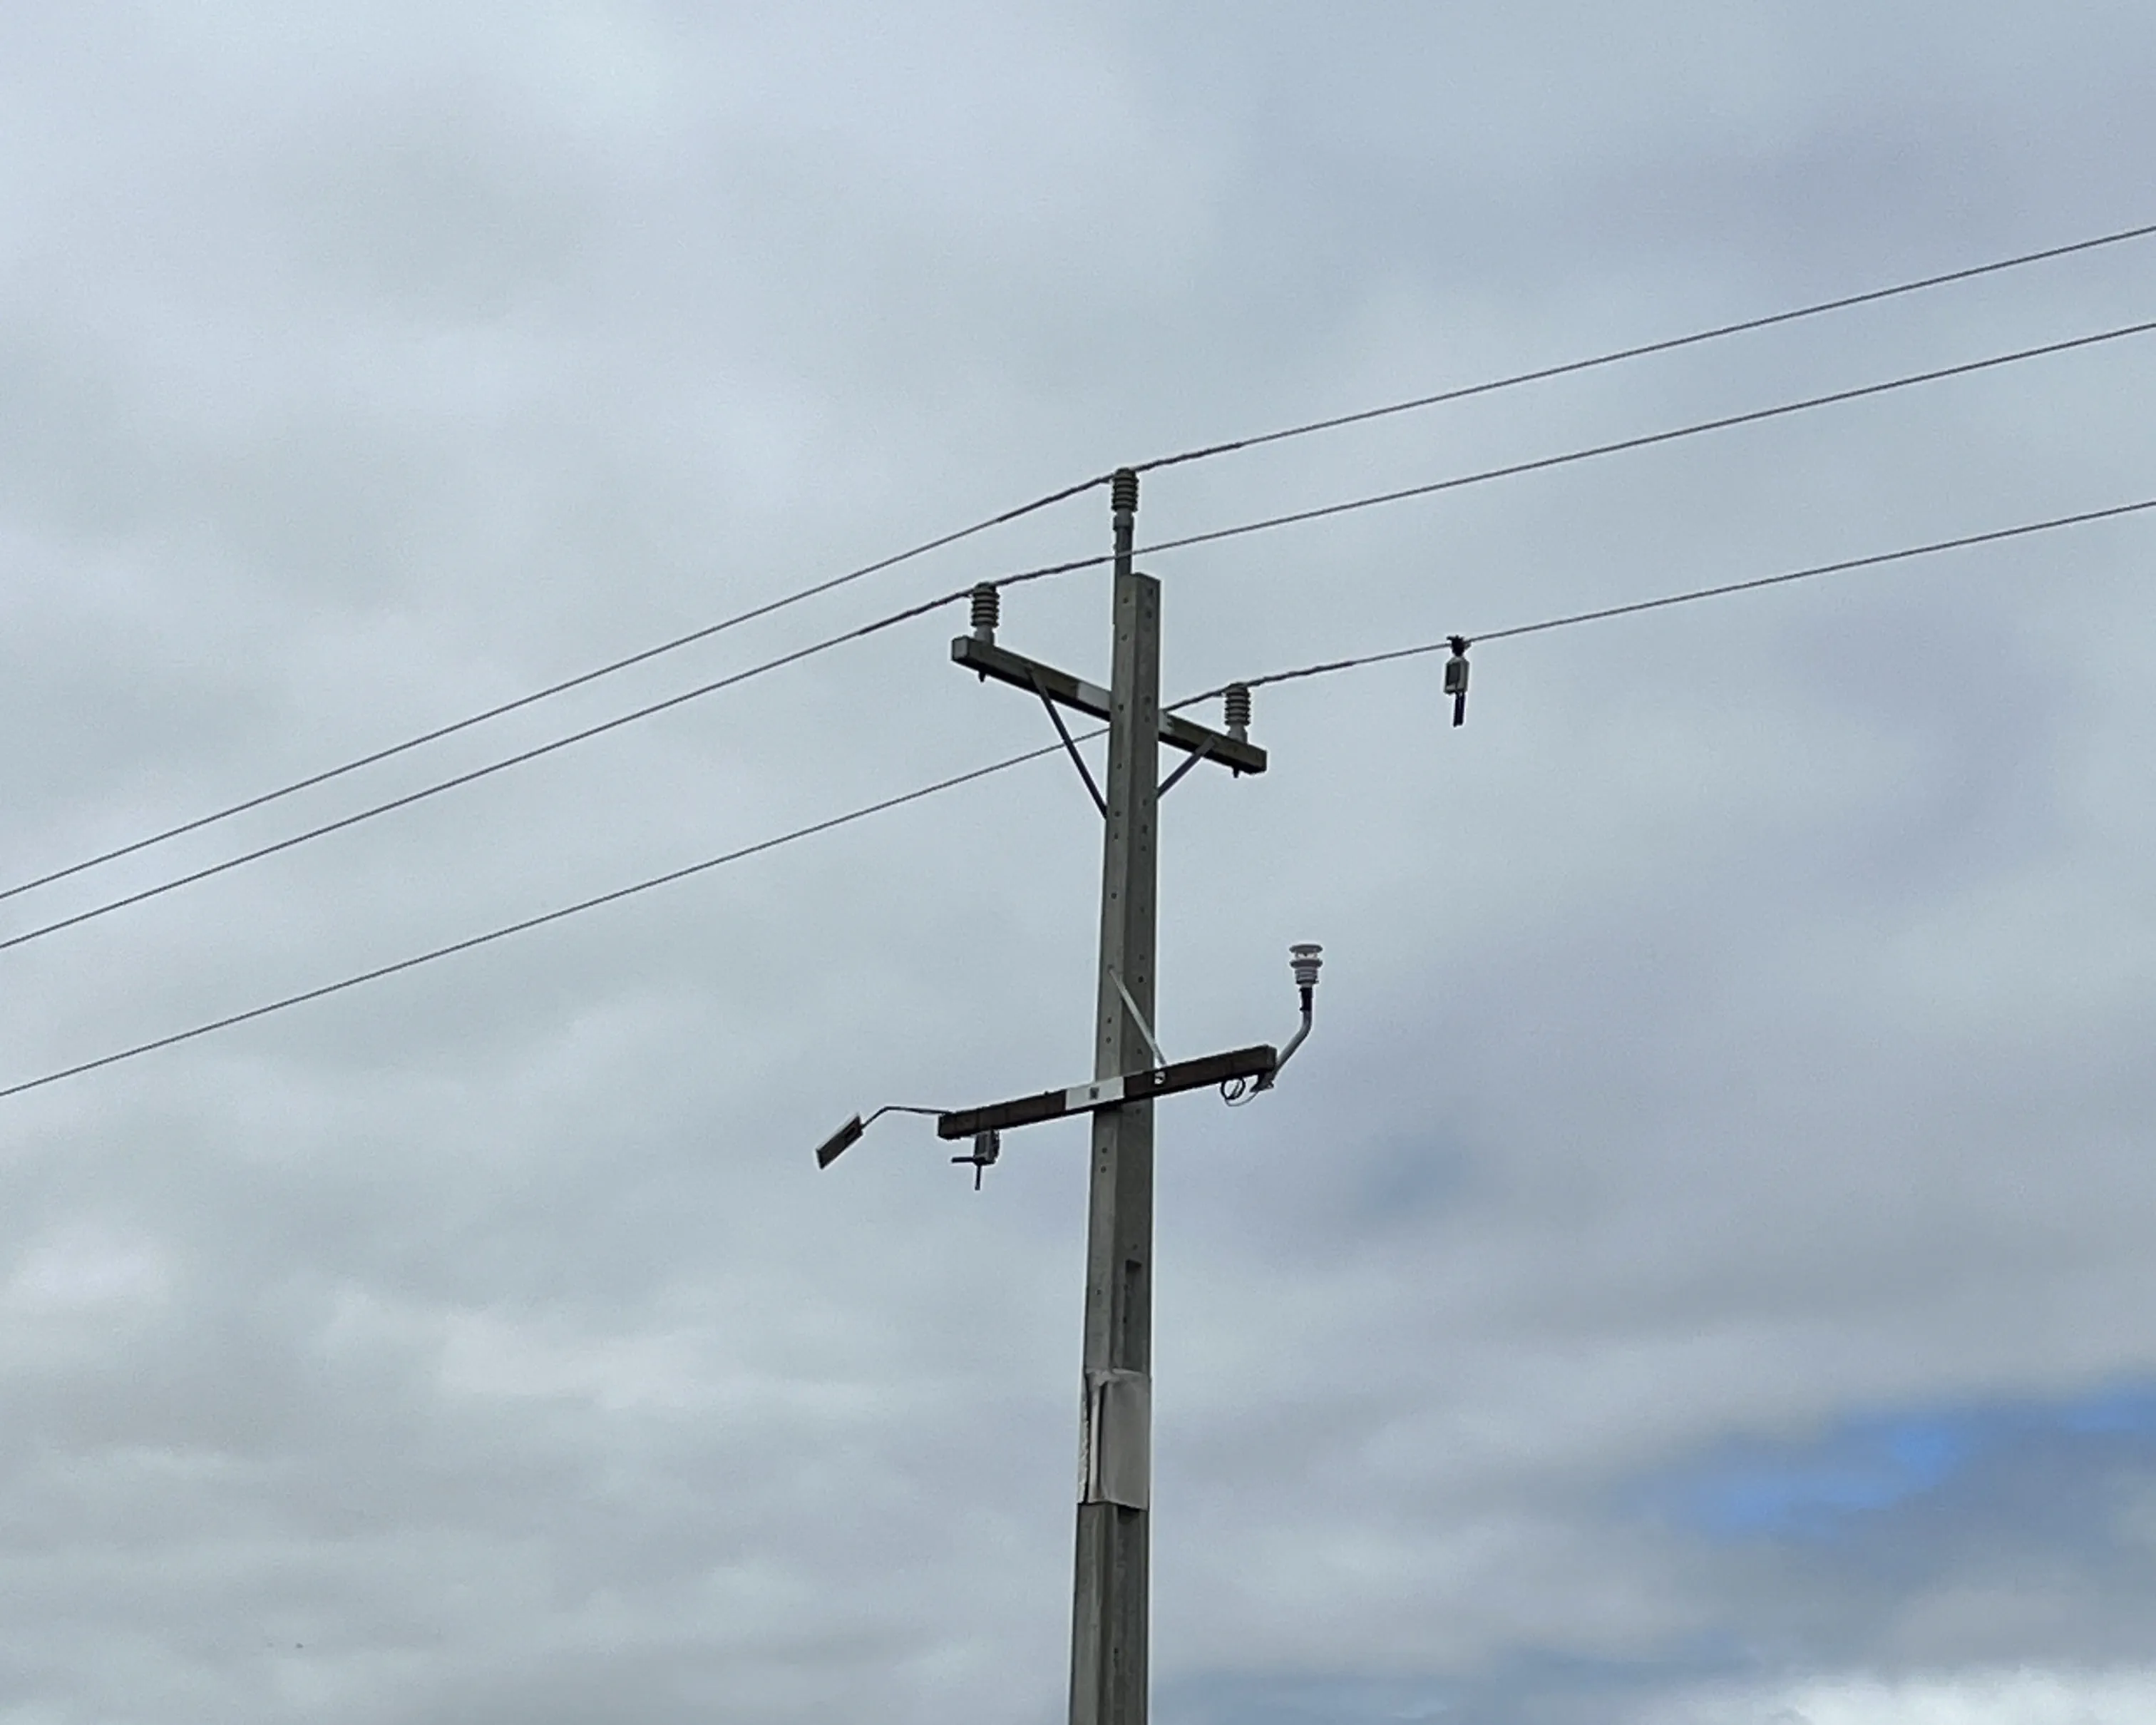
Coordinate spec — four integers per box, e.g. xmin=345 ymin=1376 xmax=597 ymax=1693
xmin=951 ymin=1130 xmax=1000 ymax=1189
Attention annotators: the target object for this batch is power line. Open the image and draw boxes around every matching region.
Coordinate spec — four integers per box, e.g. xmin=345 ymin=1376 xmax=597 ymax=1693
xmin=0 ymin=476 xmax=1110 ymax=908
xmin=16 ymin=218 xmax=2151 ymax=914
xmin=8 ymin=491 xmax=2147 ymax=1102
xmin=14 ymin=218 xmax=2151 ymax=914
xmin=1473 ymin=498 xmax=2156 ymax=642
xmin=0 ymin=585 xmax=972 ymax=956
xmin=1132 ymin=217 xmax=2156 ymax=473
xmin=17 ymin=312 xmax=2155 ymax=956
xmin=1086 ymin=316 xmax=2156 ymax=573
xmin=1171 ymin=495 xmax=2156 ymax=705
xmin=16 ymin=316 xmax=2152 ymax=955
xmin=989 ymin=316 xmax=2156 ymax=602
xmin=0 ymin=732 xmax=1096 ymax=1102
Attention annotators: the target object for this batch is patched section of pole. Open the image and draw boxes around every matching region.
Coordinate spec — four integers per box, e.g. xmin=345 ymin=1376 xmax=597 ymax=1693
xmin=1079 ymin=1369 xmax=1152 ymax=1510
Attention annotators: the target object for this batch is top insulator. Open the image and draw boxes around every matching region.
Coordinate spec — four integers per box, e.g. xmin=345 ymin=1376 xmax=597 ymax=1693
xmin=1223 ymin=682 xmax=1252 ymax=739
xmin=1111 ymin=468 xmax=1139 ymax=516
xmin=970 ymin=583 xmax=1000 ymax=641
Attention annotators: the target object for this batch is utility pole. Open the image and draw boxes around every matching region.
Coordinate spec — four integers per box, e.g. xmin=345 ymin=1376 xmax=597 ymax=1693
xmin=813 ymin=467 xmax=1320 ymax=1725
xmin=1069 ymin=465 xmax=1158 ymax=1725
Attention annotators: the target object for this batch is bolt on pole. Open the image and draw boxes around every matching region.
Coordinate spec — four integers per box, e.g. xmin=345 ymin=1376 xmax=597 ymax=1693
xmin=1069 ymin=466 xmax=1157 ymax=1725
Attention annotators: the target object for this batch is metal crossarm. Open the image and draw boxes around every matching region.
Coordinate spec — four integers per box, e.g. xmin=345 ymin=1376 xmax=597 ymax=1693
xmin=951 ymin=635 xmax=1267 ymax=776
xmin=935 ymin=1044 xmax=1278 ymax=1140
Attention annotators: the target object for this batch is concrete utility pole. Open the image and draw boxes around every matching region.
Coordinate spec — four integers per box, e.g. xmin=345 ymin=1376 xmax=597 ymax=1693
xmin=815 ymin=468 xmax=1315 ymax=1725
xmin=1069 ymin=465 xmax=1159 ymax=1725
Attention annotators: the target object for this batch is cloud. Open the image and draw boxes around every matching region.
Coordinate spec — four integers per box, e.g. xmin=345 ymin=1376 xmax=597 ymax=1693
xmin=1647 ymin=1667 xmax=2156 ymax=1725
xmin=4 ymin=3 xmax=2156 ymax=1720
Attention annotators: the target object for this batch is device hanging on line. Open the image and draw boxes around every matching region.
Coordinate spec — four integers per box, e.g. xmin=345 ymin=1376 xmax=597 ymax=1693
xmin=1443 ymin=637 xmax=1470 ymax=727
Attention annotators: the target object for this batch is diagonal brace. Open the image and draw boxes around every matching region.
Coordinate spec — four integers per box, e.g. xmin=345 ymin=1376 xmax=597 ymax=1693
xmin=1030 ymin=666 xmax=1109 ymax=817
xmin=1109 ymin=968 xmax=1168 ymax=1068
xmin=1157 ymin=732 xmax=1215 ymax=797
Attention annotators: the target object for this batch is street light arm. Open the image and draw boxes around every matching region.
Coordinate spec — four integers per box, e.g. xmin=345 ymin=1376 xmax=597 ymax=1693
xmin=811 ymin=1103 xmax=948 ymax=1169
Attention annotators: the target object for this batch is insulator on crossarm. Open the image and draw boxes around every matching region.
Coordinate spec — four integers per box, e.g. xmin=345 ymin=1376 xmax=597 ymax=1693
xmin=1443 ymin=637 xmax=1470 ymax=727
xmin=970 ymin=583 xmax=1000 ymax=642
xmin=1223 ymin=682 xmax=1251 ymax=741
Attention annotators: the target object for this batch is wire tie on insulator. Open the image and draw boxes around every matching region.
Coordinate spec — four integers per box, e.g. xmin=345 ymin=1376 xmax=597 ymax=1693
xmin=1443 ymin=636 xmax=1470 ymax=727
xmin=970 ymin=583 xmax=1000 ymax=643
xmin=1223 ymin=682 xmax=1251 ymax=741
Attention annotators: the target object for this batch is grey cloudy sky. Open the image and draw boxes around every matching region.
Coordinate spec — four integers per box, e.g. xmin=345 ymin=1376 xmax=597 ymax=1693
xmin=4 ymin=4 xmax=2156 ymax=1721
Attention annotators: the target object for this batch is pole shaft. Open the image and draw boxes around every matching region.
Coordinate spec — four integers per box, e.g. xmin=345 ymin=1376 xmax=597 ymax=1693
xmin=1069 ymin=469 xmax=1157 ymax=1725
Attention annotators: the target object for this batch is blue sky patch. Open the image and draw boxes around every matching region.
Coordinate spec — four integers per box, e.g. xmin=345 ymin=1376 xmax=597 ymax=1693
xmin=1676 ymin=1412 xmax=1972 ymax=1537
xmin=1161 ymin=1646 xmax=1749 ymax=1725
xmin=1650 ymin=1378 xmax=2156 ymax=1544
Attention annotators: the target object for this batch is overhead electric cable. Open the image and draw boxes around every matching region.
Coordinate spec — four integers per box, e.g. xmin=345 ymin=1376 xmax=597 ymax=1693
xmin=16 ymin=314 xmax=2154 ymax=955
xmin=0 ymin=732 xmax=1099 ymax=1102
xmin=1133 ymin=217 xmax=2156 ymax=472
xmin=6 ymin=484 xmax=2150 ymax=1101
xmin=1171 ymin=495 xmax=2156 ymax=706
xmin=15 ymin=217 xmax=2152 ymax=913
xmin=16 ymin=312 xmax=2155 ymax=958
xmin=0 ymin=585 xmax=977 ymax=956
xmin=0 ymin=475 xmax=1111 ymax=908
xmin=1470 ymin=496 xmax=2156 ymax=642
xmin=1049 ymin=316 xmax=2156 ymax=578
